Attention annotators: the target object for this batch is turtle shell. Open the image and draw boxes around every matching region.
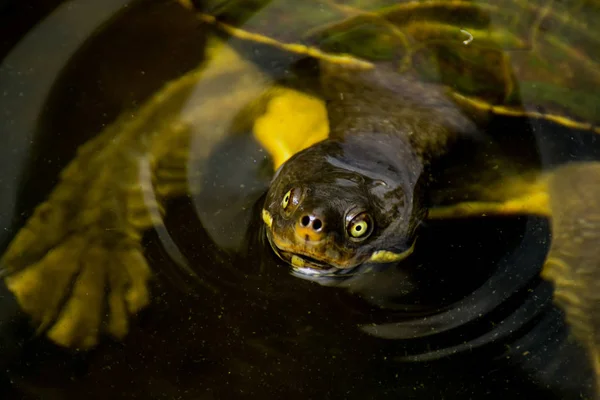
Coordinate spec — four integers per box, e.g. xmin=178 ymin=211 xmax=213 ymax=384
xmin=191 ymin=0 xmax=600 ymax=132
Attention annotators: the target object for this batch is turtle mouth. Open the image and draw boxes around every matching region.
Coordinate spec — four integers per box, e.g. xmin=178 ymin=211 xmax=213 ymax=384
xmin=265 ymin=230 xmax=360 ymax=277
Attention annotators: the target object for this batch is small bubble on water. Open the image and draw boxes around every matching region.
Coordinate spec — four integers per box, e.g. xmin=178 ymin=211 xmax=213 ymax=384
xmin=460 ymin=29 xmax=473 ymax=45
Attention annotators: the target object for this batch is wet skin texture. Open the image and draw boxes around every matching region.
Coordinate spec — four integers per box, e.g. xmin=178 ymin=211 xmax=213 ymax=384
xmin=263 ymin=64 xmax=477 ymax=276
xmin=263 ymin=134 xmax=424 ymax=274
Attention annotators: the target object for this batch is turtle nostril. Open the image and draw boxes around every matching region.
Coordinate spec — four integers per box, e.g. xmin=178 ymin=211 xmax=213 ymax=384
xmin=312 ymin=219 xmax=323 ymax=231
xmin=301 ymin=215 xmax=311 ymax=227
xmin=299 ymin=215 xmax=324 ymax=231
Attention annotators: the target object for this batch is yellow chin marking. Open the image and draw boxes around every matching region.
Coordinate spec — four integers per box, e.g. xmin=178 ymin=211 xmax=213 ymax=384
xmin=291 ymin=255 xmax=306 ymax=268
xmin=262 ymin=209 xmax=273 ymax=228
xmin=369 ymin=240 xmax=416 ymax=264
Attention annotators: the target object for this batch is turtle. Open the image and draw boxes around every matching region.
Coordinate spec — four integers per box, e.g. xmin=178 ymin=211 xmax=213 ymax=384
xmin=1 ymin=0 xmax=600 ymax=394
xmin=189 ymin=1 xmax=600 ymax=391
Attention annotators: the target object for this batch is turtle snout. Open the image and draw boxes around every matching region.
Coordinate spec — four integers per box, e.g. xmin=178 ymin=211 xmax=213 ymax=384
xmin=295 ymin=212 xmax=325 ymax=242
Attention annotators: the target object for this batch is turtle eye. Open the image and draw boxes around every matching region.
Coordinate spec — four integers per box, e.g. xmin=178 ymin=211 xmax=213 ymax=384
xmin=282 ymin=189 xmax=292 ymax=209
xmin=347 ymin=212 xmax=373 ymax=240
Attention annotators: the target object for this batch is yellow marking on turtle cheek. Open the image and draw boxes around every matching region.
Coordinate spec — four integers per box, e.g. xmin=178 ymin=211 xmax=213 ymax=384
xmin=262 ymin=209 xmax=273 ymax=228
xmin=253 ymin=89 xmax=330 ymax=170
xmin=369 ymin=240 xmax=416 ymax=264
xmin=291 ymin=255 xmax=306 ymax=268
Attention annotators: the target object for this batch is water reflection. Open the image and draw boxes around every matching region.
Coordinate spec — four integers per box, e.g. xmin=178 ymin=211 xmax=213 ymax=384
xmin=0 ymin=0 xmax=598 ymax=399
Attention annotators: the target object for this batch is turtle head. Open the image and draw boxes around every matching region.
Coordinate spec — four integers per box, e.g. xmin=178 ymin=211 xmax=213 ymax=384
xmin=262 ymin=138 xmax=425 ymax=279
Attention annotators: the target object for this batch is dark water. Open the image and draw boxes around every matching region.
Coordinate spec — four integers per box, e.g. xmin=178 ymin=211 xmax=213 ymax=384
xmin=0 ymin=1 xmax=598 ymax=399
